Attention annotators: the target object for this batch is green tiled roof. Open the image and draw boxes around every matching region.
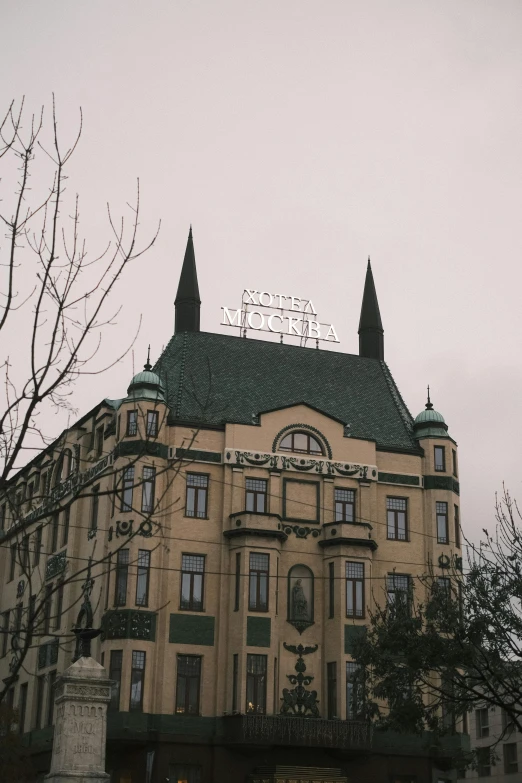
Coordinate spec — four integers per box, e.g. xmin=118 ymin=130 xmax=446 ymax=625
xmin=154 ymin=331 xmax=418 ymax=452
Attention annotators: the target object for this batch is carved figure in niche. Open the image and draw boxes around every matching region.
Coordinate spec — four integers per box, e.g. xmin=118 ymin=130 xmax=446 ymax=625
xmin=291 ymin=579 xmax=308 ymax=621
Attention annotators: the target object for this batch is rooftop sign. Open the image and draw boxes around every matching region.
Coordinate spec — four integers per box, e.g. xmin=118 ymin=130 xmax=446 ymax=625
xmin=221 ymin=289 xmax=339 ymax=346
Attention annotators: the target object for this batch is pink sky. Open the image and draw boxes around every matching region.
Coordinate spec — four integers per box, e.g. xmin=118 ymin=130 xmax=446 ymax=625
xmin=2 ymin=0 xmax=522 ymax=543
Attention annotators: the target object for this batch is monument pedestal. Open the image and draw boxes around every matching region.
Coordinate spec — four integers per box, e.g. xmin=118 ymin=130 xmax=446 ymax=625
xmin=45 ymin=657 xmax=112 ymax=783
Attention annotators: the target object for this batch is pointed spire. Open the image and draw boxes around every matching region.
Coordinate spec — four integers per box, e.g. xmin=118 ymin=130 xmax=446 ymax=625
xmin=358 ymin=257 xmax=384 ymax=360
xmin=426 ymin=385 xmax=433 ymax=410
xmin=144 ymin=344 xmax=152 ymax=371
xmin=175 ymin=226 xmax=201 ymax=333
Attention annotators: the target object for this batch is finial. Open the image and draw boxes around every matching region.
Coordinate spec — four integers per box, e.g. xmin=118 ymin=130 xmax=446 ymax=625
xmin=367 ymin=255 xmax=371 ymax=268
xmin=144 ymin=344 xmax=152 ymax=371
xmin=426 ymin=385 xmax=433 ymax=410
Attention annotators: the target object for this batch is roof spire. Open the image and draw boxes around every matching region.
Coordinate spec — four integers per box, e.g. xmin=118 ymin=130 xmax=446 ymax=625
xmin=426 ymin=385 xmax=433 ymax=410
xmin=175 ymin=226 xmax=201 ymax=333
xmin=358 ymin=257 xmax=384 ymax=360
xmin=144 ymin=344 xmax=151 ymax=371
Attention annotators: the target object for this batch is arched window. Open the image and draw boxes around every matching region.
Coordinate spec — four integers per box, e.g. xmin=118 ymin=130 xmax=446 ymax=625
xmin=279 ymin=431 xmax=324 ymax=456
xmin=287 ymin=564 xmax=314 ymax=633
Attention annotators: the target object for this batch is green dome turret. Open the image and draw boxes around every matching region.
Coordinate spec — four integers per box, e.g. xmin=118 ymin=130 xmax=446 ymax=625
xmin=125 ymin=348 xmax=165 ymax=403
xmin=413 ymin=387 xmax=448 ymax=440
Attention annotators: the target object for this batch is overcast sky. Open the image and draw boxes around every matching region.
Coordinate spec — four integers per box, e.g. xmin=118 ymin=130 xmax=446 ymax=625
xmin=2 ymin=0 xmax=521 ymax=543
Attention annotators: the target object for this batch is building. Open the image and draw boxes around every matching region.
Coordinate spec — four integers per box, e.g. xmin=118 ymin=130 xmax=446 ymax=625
xmin=464 ymin=705 xmax=521 ymax=781
xmin=0 ymin=229 xmax=468 ymax=783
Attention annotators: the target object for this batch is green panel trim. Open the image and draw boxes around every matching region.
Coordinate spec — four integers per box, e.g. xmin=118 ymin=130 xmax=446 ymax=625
xmin=169 ymin=613 xmax=215 ymax=646
xmin=282 ymin=478 xmax=320 ymax=523
xmin=378 ymin=472 xmax=420 ymax=487
xmin=344 ymin=624 xmax=367 ymax=655
xmin=102 ymin=610 xmax=157 ymax=641
xmin=115 ymin=440 xmax=168 ymax=460
xmin=175 ymin=447 xmax=221 ymax=463
xmin=424 ymin=475 xmax=460 ymax=495
xmin=246 ymin=616 xmax=271 ymax=647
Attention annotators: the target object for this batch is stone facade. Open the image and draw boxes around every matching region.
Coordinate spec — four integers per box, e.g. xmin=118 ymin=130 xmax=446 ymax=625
xmin=0 ymin=234 xmax=467 ymax=783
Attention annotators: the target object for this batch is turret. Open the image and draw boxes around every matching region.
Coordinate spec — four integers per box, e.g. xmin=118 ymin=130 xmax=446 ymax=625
xmin=358 ymin=259 xmax=384 ymax=360
xmin=174 ymin=226 xmax=201 ymax=333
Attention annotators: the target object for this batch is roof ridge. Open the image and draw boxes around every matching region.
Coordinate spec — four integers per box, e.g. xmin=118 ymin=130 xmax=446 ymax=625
xmin=379 ymin=360 xmax=414 ymax=437
xmin=175 ymin=331 xmax=188 ymax=419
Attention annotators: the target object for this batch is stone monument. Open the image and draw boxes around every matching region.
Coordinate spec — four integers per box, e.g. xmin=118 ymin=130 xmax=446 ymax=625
xmin=45 ymin=558 xmax=112 ymax=783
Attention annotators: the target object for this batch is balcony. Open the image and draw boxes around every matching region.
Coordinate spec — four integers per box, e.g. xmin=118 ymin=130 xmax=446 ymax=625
xmin=224 ymin=511 xmax=287 ymax=543
xmin=320 ymin=520 xmax=377 ymax=551
xmin=222 ymin=713 xmax=372 ymax=750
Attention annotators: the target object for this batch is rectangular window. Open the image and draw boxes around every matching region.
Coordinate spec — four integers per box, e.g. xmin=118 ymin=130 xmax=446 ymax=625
xmin=20 ymin=536 xmax=30 ymax=573
xmin=387 ymin=574 xmax=411 ymax=611
xmin=95 ymin=426 xmax=104 ymax=458
xmin=246 ymin=654 xmax=267 ymax=714
xmin=245 ymin=478 xmax=267 ymax=513
xmin=18 ymin=683 xmax=28 ymax=735
xmin=234 ymin=552 xmax=240 ymax=612
xmin=335 ymin=488 xmax=355 ymax=522
xmin=126 ymin=410 xmax=138 ymax=436
xmin=114 ymin=549 xmax=130 ymax=606
xmin=43 ymin=585 xmax=53 ymax=635
xmin=1 ymin=611 xmax=9 ymax=657
xmin=502 ymin=708 xmax=514 ymax=732
xmin=46 ymin=670 xmax=57 ymax=726
xmin=28 ymin=595 xmax=36 ymax=646
xmin=504 ymin=743 xmax=518 ymax=774
xmin=0 ymin=503 xmax=6 ymax=530
xmin=387 ymin=497 xmax=408 ymax=541
xmin=249 ymin=553 xmax=269 ymax=612
xmin=9 ymin=544 xmax=16 ymax=581
xmin=436 ymin=576 xmax=451 ymax=597
xmin=33 ymin=526 xmax=43 ymax=567
xmin=185 ymin=473 xmax=208 ymax=518
xmin=14 ymin=603 xmax=23 ymax=637
xmin=437 ymin=501 xmax=449 ymax=544
xmin=35 ymin=675 xmax=45 ymax=729
xmin=90 ymin=485 xmax=100 ymax=532
xmin=346 ymin=561 xmax=364 ymax=618
xmin=452 ymin=449 xmax=458 ymax=477
xmin=180 ymin=554 xmax=205 ymax=611
xmin=232 ymin=654 xmax=239 ymax=712
xmin=175 ymin=655 xmax=202 ymax=715
xmin=121 ymin=467 xmax=134 ymax=512
xmin=454 ymin=505 xmax=460 ymax=548
xmin=54 ymin=581 xmax=64 ymax=630
xmin=327 ymin=662 xmax=337 ymax=718
xmin=50 ymin=512 xmax=59 ymax=553
xmin=477 ymin=747 xmax=491 ymax=777
xmin=62 ymin=508 xmax=70 ymax=548
xmin=109 ymin=650 xmax=123 ymax=711
xmin=476 ymin=707 xmax=489 ymax=738
xmin=168 ymin=766 xmax=202 ymax=783
xmin=141 ymin=467 xmax=156 ymax=514
xmin=146 ymin=410 xmax=158 ymax=438
xmin=136 ymin=550 xmax=151 ymax=607
xmin=346 ymin=661 xmax=363 ymax=719
xmin=434 ymin=445 xmax=446 ymax=472
xmin=129 ymin=651 xmax=146 ymax=711
xmin=329 ymin=561 xmax=335 ymax=618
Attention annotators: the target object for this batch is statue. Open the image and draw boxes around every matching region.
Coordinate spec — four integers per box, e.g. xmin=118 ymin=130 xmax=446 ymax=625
xmin=291 ymin=578 xmax=309 ymax=621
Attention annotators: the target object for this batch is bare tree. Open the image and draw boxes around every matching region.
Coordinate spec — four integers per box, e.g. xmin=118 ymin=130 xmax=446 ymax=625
xmin=0 ymin=98 xmax=199 ymax=708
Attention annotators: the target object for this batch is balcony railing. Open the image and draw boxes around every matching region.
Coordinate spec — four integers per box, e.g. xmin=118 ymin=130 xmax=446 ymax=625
xmin=222 ymin=713 xmax=372 ymax=750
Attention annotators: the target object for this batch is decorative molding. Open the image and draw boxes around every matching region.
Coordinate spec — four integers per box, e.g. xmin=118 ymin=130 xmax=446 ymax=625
xmin=115 ymin=440 xmax=168 ymax=460
xmin=283 ymin=525 xmax=320 ymax=540
xmin=224 ymin=527 xmax=288 ymax=542
xmin=108 ymin=518 xmax=153 ymax=541
xmin=45 ymin=550 xmax=67 ymax=581
xmin=280 ymin=643 xmax=319 ymax=717
xmin=319 ymin=537 xmax=378 ymax=551
xmin=101 ymin=609 xmax=157 ymax=641
xmin=225 ymin=448 xmax=377 ymax=481
xmin=271 ymin=424 xmax=333 ymax=459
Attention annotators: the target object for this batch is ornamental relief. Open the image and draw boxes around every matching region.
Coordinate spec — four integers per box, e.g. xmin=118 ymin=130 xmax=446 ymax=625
xmin=225 ymin=449 xmax=377 ymax=480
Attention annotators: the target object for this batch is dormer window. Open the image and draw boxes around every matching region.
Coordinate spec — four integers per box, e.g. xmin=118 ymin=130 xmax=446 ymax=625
xmin=279 ymin=431 xmax=324 ymax=456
